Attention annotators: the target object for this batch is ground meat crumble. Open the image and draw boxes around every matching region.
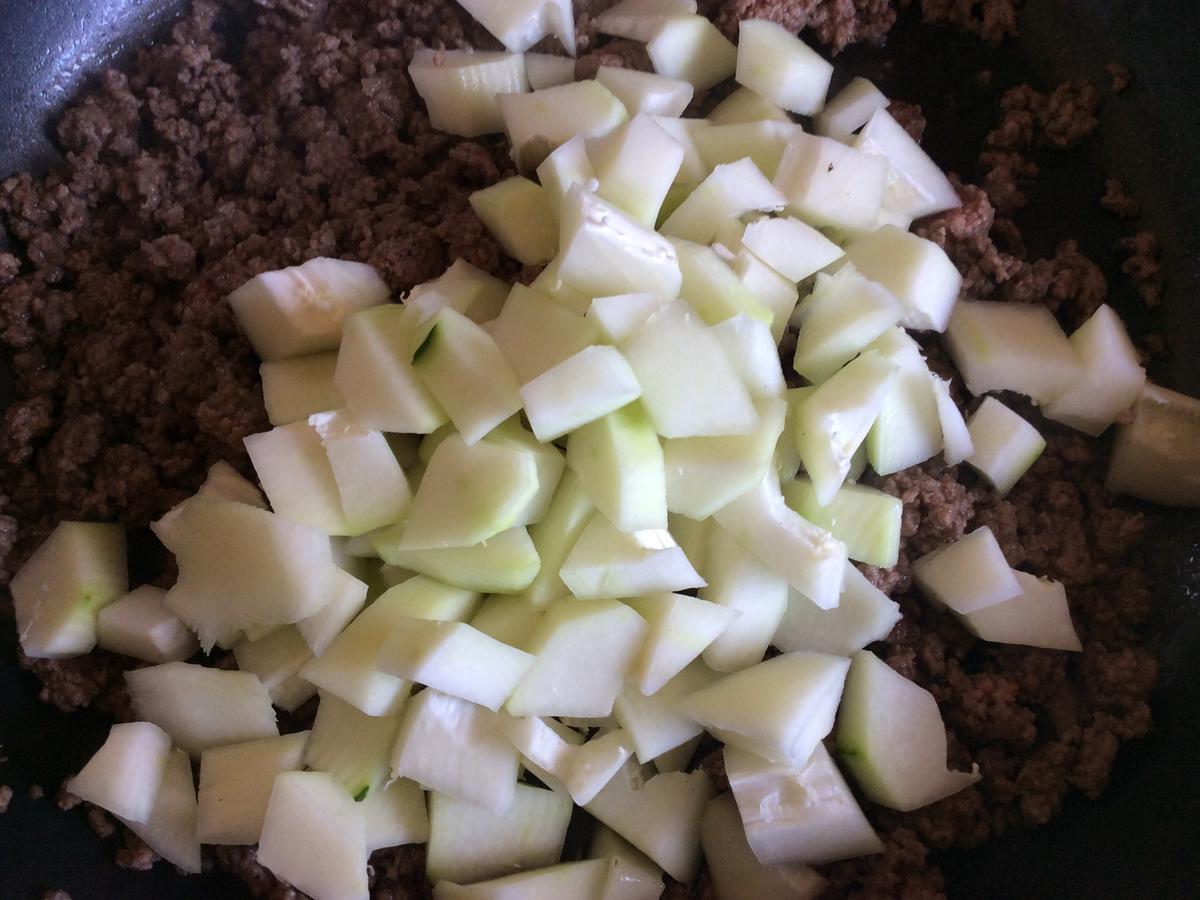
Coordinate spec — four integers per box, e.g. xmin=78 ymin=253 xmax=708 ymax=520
xmin=0 ymin=2 xmax=1160 ymax=898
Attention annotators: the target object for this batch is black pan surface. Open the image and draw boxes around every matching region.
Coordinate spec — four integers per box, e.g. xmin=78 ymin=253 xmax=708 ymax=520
xmin=1 ymin=2 xmax=1198 ymax=898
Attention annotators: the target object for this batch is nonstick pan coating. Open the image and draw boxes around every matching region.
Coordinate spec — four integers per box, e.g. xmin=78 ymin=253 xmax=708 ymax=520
xmin=1 ymin=2 xmax=1197 ymax=897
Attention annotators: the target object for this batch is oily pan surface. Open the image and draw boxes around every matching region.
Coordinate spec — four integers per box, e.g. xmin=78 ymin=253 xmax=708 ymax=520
xmin=0 ymin=0 xmax=1166 ymax=897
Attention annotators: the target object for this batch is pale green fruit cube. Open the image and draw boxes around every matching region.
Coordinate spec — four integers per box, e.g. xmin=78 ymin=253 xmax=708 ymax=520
xmin=258 ymin=771 xmax=368 ymax=900
xmin=295 ymin=566 xmax=369 ymax=656
xmin=740 ymin=215 xmax=843 ymax=283
xmin=523 ymin=346 xmax=644 ymax=443
xmin=559 ymin=515 xmax=705 ymax=600
xmin=434 ymin=859 xmax=612 ymax=899
xmin=944 ymin=299 xmax=1079 ymax=402
xmin=965 ymin=397 xmax=1046 ymax=496
xmin=260 ymin=352 xmax=344 ymax=426
xmin=126 ymin=662 xmax=278 ymax=757
xmin=377 ymin=619 xmax=536 ymax=711
xmin=587 ymin=292 xmax=669 ymax=344
xmin=672 ymin=239 xmax=774 ymax=327
xmin=645 ymin=15 xmax=736 ymax=91
xmin=662 ymin=158 xmax=785 ymax=244
xmin=712 ymin=472 xmax=846 ymax=610
xmin=774 ymin=562 xmax=900 ymax=658
xmin=502 ymin=717 xmax=634 ymax=805
xmin=196 ymin=459 xmax=267 ymax=508
xmin=229 ymin=257 xmax=389 ymax=361
xmin=813 ymin=77 xmax=888 ymax=141
xmin=591 ymin=114 xmax=686 ymax=226
xmin=1106 ymin=382 xmax=1200 ymax=506
xmin=458 ymin=0 xmax=576 ymax=54
xmin=499 ymin=81 xmax=627 ymax=170
xmin=411 ymin=307 xmax=523 ymax=445
xmin=836 ymin=650 xmax=980 ymax=812
xmin=593 ymin=0 xmax=698 ymax=41
xmin=613 ymin=661 xmax=719 ymax=763
xmin=650 ymin=115 xmax=710 ymax=183
xmin=589 ymin=823 xmax=665 ymax=900
xmin=730 ymin=246 xmax=799 ymax=343
xmin=96 ymin=585 xmax=197 ymax=664
xmin=406 ymin=258 xmax=510 ymax=325
xmin=484 ymin=419 xmax=566 ymax=526
xmin=792 ymin=264 xmax=902 ymax=384
xmin=782 ymin=479 xmax=902 ymax=568
xmin=623 ymin=301 xmax=758 ymax=437
xmin=701 ymin=792 xmax=826 ymax=900
xmin=665 ymin=397 xmax=785 ymax=521
xmin=708 ymin=86 xmax=792 ymax=124
xmin=233 ymin=626 xmax=314 ymax=707
xmin=864 ymin=327 xmax=943 ymax=476
xmin=490 ymin=283 xmax=600 ymax=384
xmin=585 ymin=759 xmax=716 ymax=882
xmin=301 ymin=575 xmax=474 ymax=716
xmin=529 ymin=253 xmax=592 ymax=315
xmin=125 ymin=748 xmax=202 ymax=873
xmin=513 ymin=470 xmax=594 ymax=609
xmin=362 ymin=777 xmax=429 ymax=852
xmin=566 ymin=402 xmax=666 ymax=533
xmin=773 ymin=134 xmax=888 ymax=231
xmin=306 ymin=692 xmax=400 ymax=801
xmin=681 ymin=651 xmax=849 ymax=768
xmin=67 ymin=722 xmax=172 ymax=825
xmin=426 ymin=784 xmax=573 ymax=885
xmin=154 ymin=497 xmax=337 ymax=645
xmin=710 ymin=315 xmax=786 ymax=399
xmin=506 ymin=597 xmax=648 ymax=717
xmin=929 ymin=373 xmax=974 ymax=465
xmin=1043 ymin=303 xmax=1147 ymax=435
xmin=911 ymin=525 xmax=1021 ymax=614
xmin=197 ymin=732 xmax=308 ymax=845
xmin=396 ymin=432 xmax=539 ymax=550
xmin=625 ymin=594 xmax=738 ymax=696
xmin=794 ymin=349 xmax=899 ymax=506
xmin=596 ymin=66 xmax=694 ymax=117
xmin=245 ymin=419 xmax=349 ymax=534
xmin=698 ymin=522 xmax=789 ymax=673
xmin=959 ymin=570 xmax=1082 ymax=651
xmin=391 ymin=688 xmax=519 ymax=814
xmin=843 ymin=226 xmax=962 ymax=333
xmin=373 ymin=526 xmax=542 ymax=594
xmin=311 ymin=409 xmax=413 ymax=535
xmin=470 ymin=176 xmax=558 ymax=265
xmin=557 ymin=186 xmax=683 ymax=300
xmin=854 ymin=109 xmax=960 ymax=219
xmin=11 ymin=520 xmax=126 ymax=659
xmin=409 ymin=49 xmax=527 ymax=137
xmin=525 ymin=52 xmax=575 ymax=91
xmin=335 ymin=304 xmax=447 ymax=434
xmin=692 ymin=121 xmax=803 ymax=180
xmin=736 ymin=19 xmax=832 ymax=115
xmin=470 ymin=595 xmax=545 ymax=650
xmin=724 ymin=742 xmax=883 ymax=865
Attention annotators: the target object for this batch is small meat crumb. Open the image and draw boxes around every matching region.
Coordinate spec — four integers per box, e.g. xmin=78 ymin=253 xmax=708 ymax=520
xmin=1119 ymin=231 xmax=1164 ymax=308
xmin=1101 ymin=177 xmax=1140 ymax=218
xmin=87 ymin=804 xmax=117 ymax=838
xmin=116 ymin=830 xmax=160 ymax=871
xmin=56 ymin=786 xmax=81 ymax=810
xmin=920 ymin=0 xmax=1019 ymax=46
xmin=0 ymin=784 xmax=12 ymax=812
xmin=888 ymin=100 xmax=927 ymax=142
xmin=44 ymin=892 xmax=72 ymax=900
xmin=30 ymin=783 xmax=45 ymax=800
xmin=1106 ymin=62 xmax=1133 ymax=93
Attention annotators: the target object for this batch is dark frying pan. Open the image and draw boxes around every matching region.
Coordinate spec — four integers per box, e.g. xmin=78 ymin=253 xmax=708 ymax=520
xmin=1 ymin=2 xmax=1198 ymax=898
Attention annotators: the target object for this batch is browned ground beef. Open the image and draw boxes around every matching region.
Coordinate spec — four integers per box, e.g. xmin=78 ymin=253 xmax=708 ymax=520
xmin=0 ymin=1 xmax=1159 ymax=898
